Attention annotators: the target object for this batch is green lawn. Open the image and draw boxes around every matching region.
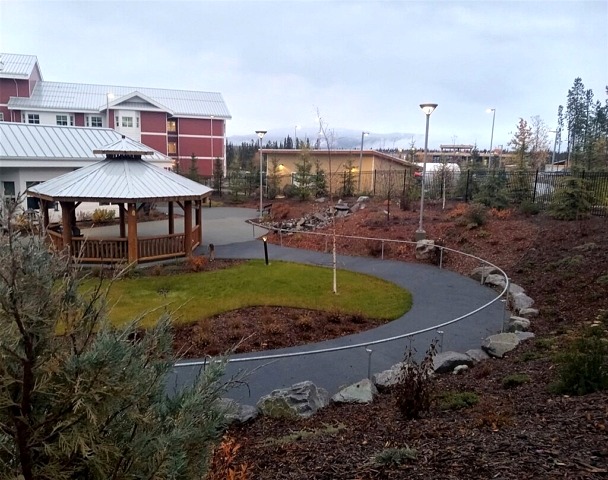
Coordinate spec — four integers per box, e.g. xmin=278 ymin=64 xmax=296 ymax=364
xmin=91 ymin=260 xmax=412 ymax=328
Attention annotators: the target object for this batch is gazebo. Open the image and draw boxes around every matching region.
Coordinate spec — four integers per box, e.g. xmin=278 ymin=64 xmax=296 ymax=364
xmin=28 ymin=136 xmax=212 ymax=265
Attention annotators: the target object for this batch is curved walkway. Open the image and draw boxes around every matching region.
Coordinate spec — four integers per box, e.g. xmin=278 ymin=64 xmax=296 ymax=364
xmin=167 ymin=211 xmax=504 ymax=405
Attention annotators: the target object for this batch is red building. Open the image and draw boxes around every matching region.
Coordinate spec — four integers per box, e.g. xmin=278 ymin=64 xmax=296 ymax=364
xmin=0 ymin=53 xmax=231 ymax=176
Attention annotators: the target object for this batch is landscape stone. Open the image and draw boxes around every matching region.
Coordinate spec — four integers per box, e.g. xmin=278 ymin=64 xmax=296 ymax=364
xmin=507 ymin=316 xmax=531 ymax=332
xmin=219 ymin=398 xmax=258 ymax=424
xmin=331 ymin=378 xmax=377 ymax=404
xmin=350 ymin=202 xmax=361 ymax=213
xmin=511 ymin=292 xmax=535 ymax=312
xmin=514 ymin=331 xmax=536 ymax=342
xmin=256 ymin=381 xmax=329 ymax=419
xmin=372 ymin=362 xmax=404 ymax=390
xmin=433 ymin=351 xmax=475 ymax=374
xmin=357 ymin=196 xmax=370 ymax=203
xmin=482 ymin=333 xmax=521 ymax=358
xmin=470 ymin=266 xmax=501 ymax=282
xmin=465 ymin=348 xmax=491 ymax=363
xmin=519 ymin=308 xmax=540 ymax=318
xmin=415 ymin=239 xmax=436 ymax=261
xmin=453 ymin=365 xmax=469 ymax=375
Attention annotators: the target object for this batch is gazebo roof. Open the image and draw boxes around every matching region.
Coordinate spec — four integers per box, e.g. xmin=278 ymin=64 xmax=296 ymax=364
xmin=29 ymin=136 xmax=212 ymax=203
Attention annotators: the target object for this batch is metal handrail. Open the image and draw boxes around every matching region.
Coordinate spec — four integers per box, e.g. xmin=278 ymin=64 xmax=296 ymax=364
xmin=175 ymin=225 xmax=509 ymax=368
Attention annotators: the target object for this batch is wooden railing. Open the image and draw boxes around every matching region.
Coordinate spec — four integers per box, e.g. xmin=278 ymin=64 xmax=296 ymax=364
xmin=46 ymin=226 xmax=201 ymax=263
xmin=138 ymin=233 xmax=185 ymax=262
xmin=72 ymin=237 xmax=129 ymax=263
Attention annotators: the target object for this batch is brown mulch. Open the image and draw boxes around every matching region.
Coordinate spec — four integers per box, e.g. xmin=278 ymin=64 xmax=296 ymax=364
xmin=198 ymin=196 xmax=608 ymax=480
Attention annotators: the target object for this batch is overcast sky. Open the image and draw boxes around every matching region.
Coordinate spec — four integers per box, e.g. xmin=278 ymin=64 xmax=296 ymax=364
xmin=1 ymin=0 xmax=606 ymax=149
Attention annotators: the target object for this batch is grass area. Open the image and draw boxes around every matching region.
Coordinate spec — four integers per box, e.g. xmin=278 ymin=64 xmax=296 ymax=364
xmin=90 ymin=260 xmax=412 ymax=328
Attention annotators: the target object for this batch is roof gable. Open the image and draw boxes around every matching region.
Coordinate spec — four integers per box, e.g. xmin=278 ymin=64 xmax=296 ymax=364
xmin=107 ymin=91 xmax=172 ymax=114
xmin=0 ymin=53 xmax=40 ymax=79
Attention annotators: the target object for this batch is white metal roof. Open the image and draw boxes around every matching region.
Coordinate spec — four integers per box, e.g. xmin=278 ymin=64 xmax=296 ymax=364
xmin=92 ymin=135 xmax=154 ymax=156
xmin=8 ymin=81 xmax=232 ymax=118
xmin=28 ymin=157 xmax=212 ymax=203
xmin=0 ymin=53 xmax=40 ymax=79
xmin=0 ymin=122 xmax=167 ymax=161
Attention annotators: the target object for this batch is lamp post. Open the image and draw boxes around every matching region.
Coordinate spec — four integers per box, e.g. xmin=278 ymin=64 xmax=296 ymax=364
xmin=358 ymin=131 xmax=369 ymax=192
xmin=255 ymin=130 xmax=267 ymax=220
xmin=549 ymin=130 xmax=558 ymax=166
xmin=416 ymin=103 xmax=438 ymax=241
xmin=294 ymin=125 xmax=300 ymax=149
xmin=486 ymin=108 xmax=496 ymax=168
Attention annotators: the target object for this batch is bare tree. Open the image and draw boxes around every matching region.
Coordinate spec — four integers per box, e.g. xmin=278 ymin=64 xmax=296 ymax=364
xmin=529 ymin=115 xmax=550 ymax=169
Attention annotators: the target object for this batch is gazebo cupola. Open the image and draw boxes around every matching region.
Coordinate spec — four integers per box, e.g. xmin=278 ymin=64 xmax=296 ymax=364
xmin=29 ymin=135 xmax=212 ymax=264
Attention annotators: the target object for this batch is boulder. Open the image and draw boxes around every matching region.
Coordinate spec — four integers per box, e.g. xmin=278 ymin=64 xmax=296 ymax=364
xmin=314 ymin=197 xmax=327 ymax=203
xmin=507 ymin=316 xmax=531 ymax=332
xmin=465 ymin=348 xmax=490 ymax=363
xmin=357 ymin=196 xmax=370 ymax=203
xmin=453 ymin=365 xmax=469 ymax=375
xmin=483 ymin=273 xmax=508 ymax=289
xmin=507 ymin=282 xmax=526 ymax=296
xmin=350 ymin=202 xmax=361 ymax=213
xmin=482 ymin=333 xmax=520 ymax=358
xmin=511 ymin=292 xmax=534 ymax=312
xmin=218 ymin=398 xmax=258 ymax=424
xmin=256 ymin=381 xmax=329 ymax=419
xmin=519 ymin=308 xmax=540 ymax=318
xmin=433 ymin=351 xmax=475 ymax=374
xmin=515 ymin=331 xmax=536 ymax=342
xmin=470 ymin=266 xmax=501 ymax=282
xmin=372 ymin=362 xmax=404 ymax=390
xmin=415 ymin=239 xmax=436 ymax=261
xmin=332 ymin=379 xmax=378 ymax=404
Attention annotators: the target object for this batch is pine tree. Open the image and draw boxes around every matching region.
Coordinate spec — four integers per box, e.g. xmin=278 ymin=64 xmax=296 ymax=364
xmin=0 ymin=202 xmax=231 ymax=479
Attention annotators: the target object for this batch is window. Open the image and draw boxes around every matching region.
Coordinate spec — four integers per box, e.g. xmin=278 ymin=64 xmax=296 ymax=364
xmin=168 ymin=142 xmax=177 ymax=154
xmin=26 ymin=181 xmax=41 ymax=209
xmin=27 ymin=114 xmax=40 ymax=124
xmin=167 ymin=120 xmax=177 ymax=132
xmin=122 ymin=116 xmax=133 ymax=128
xmin=115 ymin=116 xmax=120 ymax=128
xmin=56 ymin=115 xmax=68 ymax=126
xmin=3 ymin=181 xmax=16 ymax=199
xmin=0 ymin=112 xmax=4 ymax=121
xmin=136 ymin=116 xmax=139 ymax=128
xmin=86 ymin=115 xmax=103 ymax=127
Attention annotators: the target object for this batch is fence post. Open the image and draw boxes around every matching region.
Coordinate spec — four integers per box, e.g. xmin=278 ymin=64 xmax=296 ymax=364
xmin=532 ymin=169 xmax=539 ymax=203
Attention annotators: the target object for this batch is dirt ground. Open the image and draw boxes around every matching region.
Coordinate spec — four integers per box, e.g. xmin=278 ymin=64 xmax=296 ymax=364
xmin=193 ymin=195 xmax=608 ymax=480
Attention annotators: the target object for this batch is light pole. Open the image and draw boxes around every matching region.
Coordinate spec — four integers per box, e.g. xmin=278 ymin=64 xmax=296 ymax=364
xmin=358 ymin=131 xmax=369 ymax=192
xmin=549 ymin=130 xmax=558 ymax=166
xmin=416 ymin=103 xmax=438 ymax=241
xmin=255 ymin=130 xmax=267 ymax=220
xmin=486 ymin=108 xmax=496 ymax=168
xmin=294 ymin=125 xmax=300 ymax=149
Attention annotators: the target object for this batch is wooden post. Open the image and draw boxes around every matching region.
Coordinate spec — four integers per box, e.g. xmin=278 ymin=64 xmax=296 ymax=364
xmin=60 ymin=201 xmax=73 ymax=252
xmin=184 ymin=200 xmax=193 ymax=256
xmin=168 ymin=201 xmax=174 ymax=234
xmin=119 ymin=203 xmax=126 ymax=238
xmin=127 ymin=202 xmax=138 ymax=264
xmin=196 ymin=199 xmax=203 ymax=244
xmin=41 ymin=200 xmax=50 ymax=230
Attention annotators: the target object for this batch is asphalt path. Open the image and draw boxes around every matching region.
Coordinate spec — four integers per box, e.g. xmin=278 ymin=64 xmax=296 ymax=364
xmin=156 ymin=207 xmax=505 ymax=406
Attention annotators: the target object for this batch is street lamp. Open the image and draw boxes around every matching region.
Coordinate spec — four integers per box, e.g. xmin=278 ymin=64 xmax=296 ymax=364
xmin=255 ymin=130 xmax=267 ymax=220
xmin=486 ymin=108 xmax=496 ymax=168
xmin=294 ymin=125 xmax=300 ymax=149
xmin=416 ymin=103 xmax=438 ymax=241
xmin=358 ymin=131 xmax=369 ymax=192
xmin=549 ymin=130 xmax=559 ymax=166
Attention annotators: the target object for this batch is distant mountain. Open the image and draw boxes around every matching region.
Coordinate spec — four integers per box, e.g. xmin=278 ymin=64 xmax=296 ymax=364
xmin=228 ymin=127 xmax=424 ymax=151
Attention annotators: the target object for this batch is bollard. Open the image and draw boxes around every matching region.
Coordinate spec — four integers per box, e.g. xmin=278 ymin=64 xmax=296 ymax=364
xmin=365 ymin=347 xmax=373 ymax=380
xmin=437 ymin=330 xmax=444 ymax=352
xmin=381 ymin=241 xmax=385 ymax=260
xmin=439 ymin=247 xmax=444 ymax=269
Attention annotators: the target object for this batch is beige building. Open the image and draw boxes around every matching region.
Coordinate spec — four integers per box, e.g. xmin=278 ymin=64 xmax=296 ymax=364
xmin=261 ymin=148 xmax=417 ymax=196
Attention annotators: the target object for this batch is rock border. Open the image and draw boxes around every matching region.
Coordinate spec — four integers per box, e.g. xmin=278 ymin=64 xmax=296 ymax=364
xmin=222 ymin=267 xmax=540 ymax=423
